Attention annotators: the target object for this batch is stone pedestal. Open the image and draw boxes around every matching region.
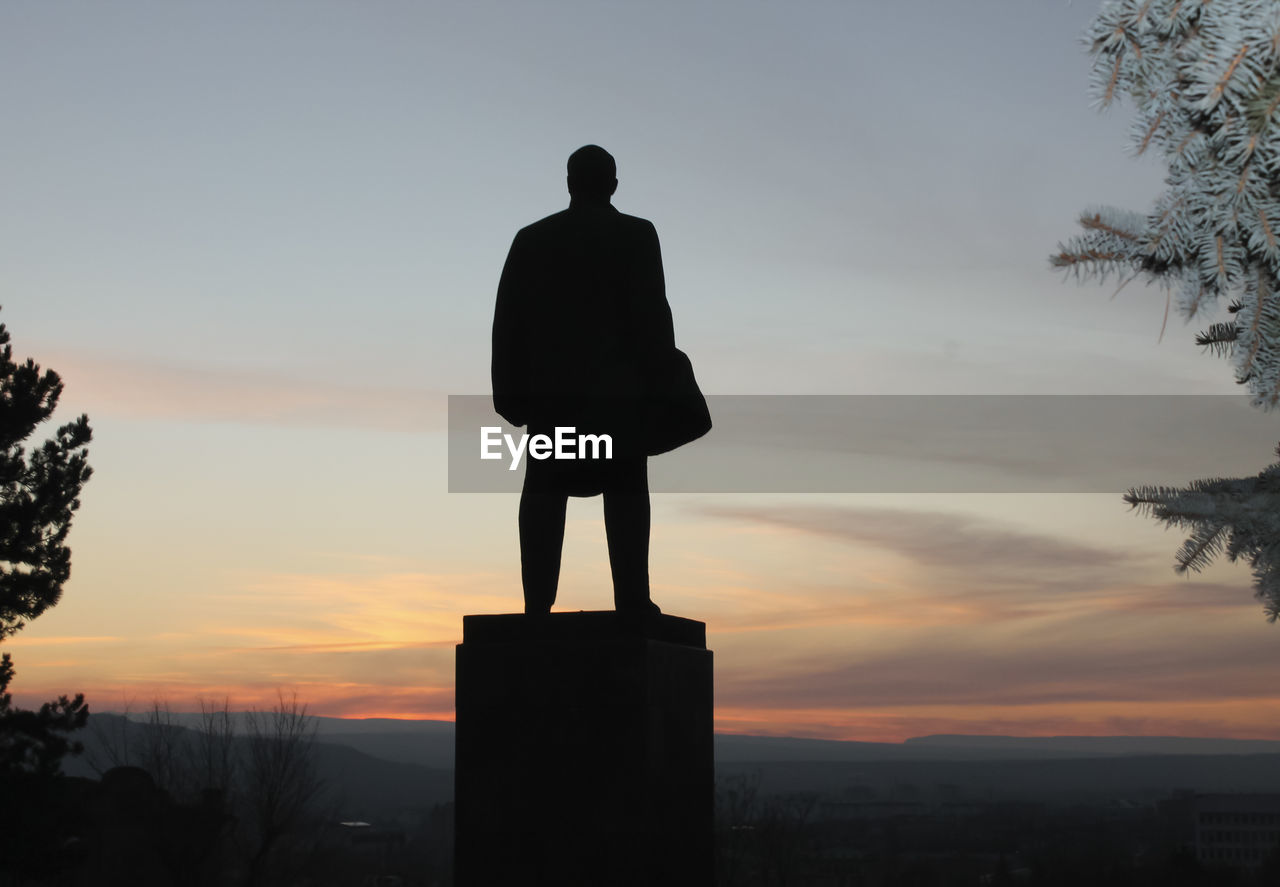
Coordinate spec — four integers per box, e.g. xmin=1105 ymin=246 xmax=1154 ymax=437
xmin=454 ymin=611 xmax=714 ymax=886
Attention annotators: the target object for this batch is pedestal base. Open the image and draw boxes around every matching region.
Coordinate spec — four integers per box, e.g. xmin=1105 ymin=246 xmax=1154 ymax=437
xmin=454 ymin=611 xmax=714 ymax=886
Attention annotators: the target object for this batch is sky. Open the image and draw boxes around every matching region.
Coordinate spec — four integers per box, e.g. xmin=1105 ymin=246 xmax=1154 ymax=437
xmin=5 ymin=0 xmax=1280 ymax=742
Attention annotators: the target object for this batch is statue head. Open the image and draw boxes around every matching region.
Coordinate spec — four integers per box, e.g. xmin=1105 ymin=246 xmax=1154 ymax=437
xmin=567 ymin=145 xmax=618 ymax=202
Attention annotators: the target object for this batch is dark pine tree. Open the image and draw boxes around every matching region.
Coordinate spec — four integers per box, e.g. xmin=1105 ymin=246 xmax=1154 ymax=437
xmin=0 ymin=307 xmax=93 ymax=878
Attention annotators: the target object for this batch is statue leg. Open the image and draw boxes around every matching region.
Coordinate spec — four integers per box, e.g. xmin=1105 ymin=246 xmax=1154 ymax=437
xmin=519 ymin=488 xmax=567 ymax=614
xmin=603 ymin=460 xmax=657 ymax=613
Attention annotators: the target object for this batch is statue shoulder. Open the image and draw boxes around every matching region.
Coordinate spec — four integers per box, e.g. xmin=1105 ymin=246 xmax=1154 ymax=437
xmin=520 ymin=209 xmax=573 ymax=235
xmin=615 ymin=210 xmax=655 ymax=230
xmin=611 ymin=212 xmax=659 ymax=248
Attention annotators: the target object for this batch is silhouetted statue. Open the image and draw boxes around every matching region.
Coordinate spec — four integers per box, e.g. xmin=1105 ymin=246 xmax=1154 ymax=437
xmin=492 ymin=145 xmax=707 ymax=616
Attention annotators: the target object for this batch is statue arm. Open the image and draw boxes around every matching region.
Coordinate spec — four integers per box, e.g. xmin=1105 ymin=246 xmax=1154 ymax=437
xmin=492 ymin=230 xmax=530 ymax=426
xmin=639 ymin=221 xmax=676 ymax=356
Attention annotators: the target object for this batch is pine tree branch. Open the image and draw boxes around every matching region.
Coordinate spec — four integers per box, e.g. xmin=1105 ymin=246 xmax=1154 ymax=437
xmin=1196 ymin=321 xmax=1239 ymax=354
xmin=1138 ymin=110 xmax=1167 ymax=154
xmin=1175 ymin=524 xmax=1228 ymax=574
xmin=1079 ymin=211 xmax=1145 ymax=241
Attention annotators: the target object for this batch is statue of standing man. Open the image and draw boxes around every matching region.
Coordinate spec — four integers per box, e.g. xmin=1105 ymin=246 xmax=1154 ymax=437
xmin=491 ymin=145 xmax=709 ymax=617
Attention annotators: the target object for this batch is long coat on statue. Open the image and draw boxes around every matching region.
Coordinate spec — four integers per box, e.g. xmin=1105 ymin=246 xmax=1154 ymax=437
xmin=491 ymin=200 xmax=678 ymax=483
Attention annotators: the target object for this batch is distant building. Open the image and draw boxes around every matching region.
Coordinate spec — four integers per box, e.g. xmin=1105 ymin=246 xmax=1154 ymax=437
xmin=1193 ymin=793 xmax=1280 ymax=868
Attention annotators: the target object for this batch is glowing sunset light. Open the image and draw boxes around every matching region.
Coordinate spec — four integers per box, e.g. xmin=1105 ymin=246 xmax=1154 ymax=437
xmin=7 ymin=1 xmax=1280 ymax=747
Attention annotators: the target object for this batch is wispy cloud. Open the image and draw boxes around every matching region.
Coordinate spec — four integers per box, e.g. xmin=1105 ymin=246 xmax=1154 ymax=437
xmin=686 ymin=503 xmax=1254 ymax=625
xmin=7 ymin=567 xmax=504 ymax=715
xmin=677 ymin=503 xmax=1145 ymax=638
xmin=678 ymin=502 xmax=1280 ymax=739
xmin=16 ymin=679 xmax=458 ymax=721
xmin=714 ymin=699 xmax=1280 ymax=743
xmin=713 ymin=611 xmax=1278 ymax=711
xmin=13 ymin=500 xmax=1273 ymax=739
xmin=696 ymin=503 xmax=1134 ymax=581
xmin=48 ymin=351 xmax=448 ymax=430
xmin=220 ymin=569 xmax=513 ymax=642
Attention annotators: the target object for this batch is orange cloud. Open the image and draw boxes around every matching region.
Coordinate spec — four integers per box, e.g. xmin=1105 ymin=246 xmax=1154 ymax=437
xmin=13 ymin=681 xmax=457 ymax=722
xmin=716 ymin=698 xmax=1280 ymax=743
xmin=10 ymin=499 xmax=1277 ymax=744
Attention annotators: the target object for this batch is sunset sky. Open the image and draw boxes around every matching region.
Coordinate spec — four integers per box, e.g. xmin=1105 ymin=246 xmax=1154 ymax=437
xmin=6 ymin=0 xmax=1280 ymax=742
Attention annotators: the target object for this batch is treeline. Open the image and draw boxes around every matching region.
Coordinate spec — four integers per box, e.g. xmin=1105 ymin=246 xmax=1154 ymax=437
xmin=2 ymin=693 xmax=450 ymax=887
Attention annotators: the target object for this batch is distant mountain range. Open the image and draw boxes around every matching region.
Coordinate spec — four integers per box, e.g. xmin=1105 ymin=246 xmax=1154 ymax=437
xmin=905 ymin=734 xmax=1280 ymax=757
xmin=82 ymin=713 xmax=1280 ymax=769
xmin=65 ymin=714 xmax=1280 ymax=819
xmin=295 ymin=718 xmax=1280 ymax=768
